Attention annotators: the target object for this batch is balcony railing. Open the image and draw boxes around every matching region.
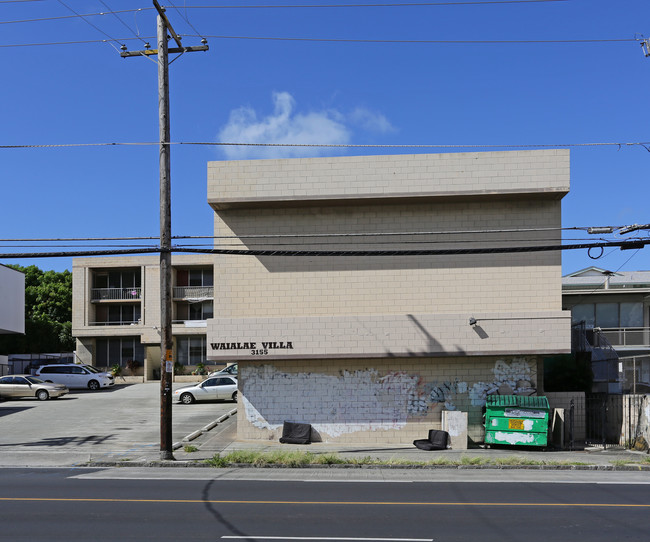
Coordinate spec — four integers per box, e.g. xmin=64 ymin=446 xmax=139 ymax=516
xmin=599 ymin=327 xmax=650 ymax=348
xmin=173 ymin=286 xmax=214 ymax=300
xmin=91 ymin=288 xmax=141 ymax=301
xmin=89 ymin=319 xmax=140 ymax=326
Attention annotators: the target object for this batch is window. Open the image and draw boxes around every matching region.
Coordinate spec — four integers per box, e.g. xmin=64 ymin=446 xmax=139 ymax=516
xmin=176 ymin=301 xmax=213 ymax=321
xmin=176 ymin=268 xmax=213 ymax=287
xmin=93 ymin=269 xmax=141 ymax=289
xmin=176 ymin=336 xmax=206 ymax=365
xmin=595 ymin=303 xmax=618 ymax=328
xmin=96 ymin=337 xmax=144 ymax=368
xmin=95 ymin=304 xmax=141 ymax=325
xmin=621 ymin=302 xmax=643 ymax=327
xmin=571 ymin=304 xmax=595 ymax=327
xmin=571 ymin=301 xmax=645 ymax=328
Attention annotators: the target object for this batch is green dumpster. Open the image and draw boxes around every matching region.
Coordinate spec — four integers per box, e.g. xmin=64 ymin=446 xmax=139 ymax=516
xmin=484 ymin=395 xmax=549 ymax=447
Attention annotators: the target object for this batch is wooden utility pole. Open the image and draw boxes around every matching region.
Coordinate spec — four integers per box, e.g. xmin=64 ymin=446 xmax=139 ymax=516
xmin=121 ymin=1 xmax=208 ymax=460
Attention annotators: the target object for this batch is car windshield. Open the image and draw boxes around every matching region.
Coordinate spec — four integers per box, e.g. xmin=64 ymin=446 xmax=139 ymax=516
xmin=83 ymin=365 xmax=101 ymax=373
xmin=24 ymin=376 xmax=45 ymax=384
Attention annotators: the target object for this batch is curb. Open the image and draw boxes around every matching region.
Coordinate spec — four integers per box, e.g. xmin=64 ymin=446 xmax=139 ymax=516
xmin=172 ymin=408 xmax=237 ymax=451
xmin=84 ymin=460 xmax=650 ymax=471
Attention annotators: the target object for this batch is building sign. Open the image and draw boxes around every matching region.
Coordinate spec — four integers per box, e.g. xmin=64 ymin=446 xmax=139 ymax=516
xmin=210 ymin=341 xmax=294 ymax=356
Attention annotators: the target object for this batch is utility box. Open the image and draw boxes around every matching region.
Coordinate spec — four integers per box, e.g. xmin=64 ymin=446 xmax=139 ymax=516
xmin=484 ymin=395 xmax=549 ymax=447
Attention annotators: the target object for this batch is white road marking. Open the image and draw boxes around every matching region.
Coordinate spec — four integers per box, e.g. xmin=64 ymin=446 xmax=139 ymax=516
xmin=222 ymin=538 xmax=433 ymax=542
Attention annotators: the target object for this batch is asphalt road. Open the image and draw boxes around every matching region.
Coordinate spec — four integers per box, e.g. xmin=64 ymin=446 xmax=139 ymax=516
xmin=0 ymin=382 xmax=236 ymax=466
xmin=0 ymin=468 xmax=649 ymax=541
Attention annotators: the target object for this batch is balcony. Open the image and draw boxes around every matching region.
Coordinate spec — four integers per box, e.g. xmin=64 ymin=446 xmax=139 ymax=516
xmin=598 ymin=327 xmax=650 ymax=349
xmin=173 ymin=286 xmax=214 ymax=300
xmin=91 ymin=288 xmax=141 ymax=302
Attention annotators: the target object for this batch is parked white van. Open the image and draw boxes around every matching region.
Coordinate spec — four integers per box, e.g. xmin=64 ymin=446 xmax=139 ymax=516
xmin=35 ymin=364 xmax=114 ymax=390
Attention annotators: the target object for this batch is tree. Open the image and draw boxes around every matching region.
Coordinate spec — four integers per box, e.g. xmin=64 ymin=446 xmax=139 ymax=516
xmin=0 ymin=265 xmax=74 ymax=354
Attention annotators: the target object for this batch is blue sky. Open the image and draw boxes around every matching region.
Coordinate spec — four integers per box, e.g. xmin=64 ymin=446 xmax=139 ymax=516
xmin=1 ymin=0 xmax=649 ymax=275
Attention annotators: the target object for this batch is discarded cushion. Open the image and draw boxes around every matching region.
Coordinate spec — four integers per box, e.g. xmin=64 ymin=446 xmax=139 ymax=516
xmin=413 ymin=429 xmax=449 ymax=451
xmin=279 ymin=421 xmax=312 ymax=444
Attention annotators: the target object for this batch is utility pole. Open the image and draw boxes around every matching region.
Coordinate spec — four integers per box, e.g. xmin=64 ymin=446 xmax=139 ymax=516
xmin=121 ymin=0 xmax=208 ymax=460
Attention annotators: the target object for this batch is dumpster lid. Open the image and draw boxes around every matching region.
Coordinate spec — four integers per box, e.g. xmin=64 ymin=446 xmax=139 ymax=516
xmin=485 ymin=395 xmax=549 ymax=409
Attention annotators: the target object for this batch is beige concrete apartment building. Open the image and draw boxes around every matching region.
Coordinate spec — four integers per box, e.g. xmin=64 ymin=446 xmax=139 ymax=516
xmin=72 ymin=254 xmax=215 ymax=380
xmin=73 ymin=149 xmax=572 ymax=445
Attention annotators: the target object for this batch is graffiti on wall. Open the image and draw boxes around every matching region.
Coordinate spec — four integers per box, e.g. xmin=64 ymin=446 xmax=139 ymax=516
xmin=242 ymin=365 xmax=421 ymax=437
xmin=242 ymin=358 xmax=537 ymax=437
xmin=469 ymin=358 xmax=537 ymax=406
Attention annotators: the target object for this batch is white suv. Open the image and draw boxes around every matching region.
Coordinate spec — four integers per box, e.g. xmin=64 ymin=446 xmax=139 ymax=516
xmin=35 ymin=364 xmax=114 ymax=390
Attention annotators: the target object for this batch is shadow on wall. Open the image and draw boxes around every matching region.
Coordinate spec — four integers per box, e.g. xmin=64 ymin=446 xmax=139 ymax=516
xmin=217 ymin=201 xmax=557 ymax=274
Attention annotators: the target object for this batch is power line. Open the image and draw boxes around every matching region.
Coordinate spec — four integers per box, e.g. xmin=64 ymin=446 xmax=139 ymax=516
xmin=1 ymin=35 xmax=637 ymax=48
xmin=98 ymin=1 xmax=148 ymax=46
xmin=56 ymin=0 xmax=124 ymax=51
xmin=2 ymin=140 xmax=650 ymax=150
xmin=168 ymin=1 xmax=206 ymax=41
xmin=195 ymin=34 xmax=637 ymax=44
xmin=173 ymin=1 xmax=568 ymax=8
xmin=0 ymin=0 xmax=566 ymax=27
xmin=0 ymin=225 xmax=627 ymax=243
xmin=0 ymin=238 xmax=648 ymax=260
xmin=0 ymin=8 xmax=151 ymax=25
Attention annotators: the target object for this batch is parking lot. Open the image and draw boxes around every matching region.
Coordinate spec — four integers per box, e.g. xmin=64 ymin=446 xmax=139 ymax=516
xmin=0 ymin=382 xmax=236 ymax=467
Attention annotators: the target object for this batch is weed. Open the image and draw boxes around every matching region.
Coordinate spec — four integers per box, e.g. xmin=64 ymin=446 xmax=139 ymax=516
xmin=313 ymin=453 xmax=346 ymax=465
xmin=460 ymin=455 xmax=489 ymax=465
xmin=183 ymin=445 xmax=198 ymax=453
xmin=206 ymin=454 xmax=230 ymax=468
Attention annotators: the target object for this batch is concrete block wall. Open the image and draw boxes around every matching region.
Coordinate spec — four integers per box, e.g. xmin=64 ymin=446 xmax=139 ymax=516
xmin=208 ymin=151 xmax=569 ymax=325
xmin=208 ymin=150 xmax=570 ymax=204
xmin=237 ymin=355 xmax=542 ymax=444
xmin=211 ymin=200 xmax=564 ymax=319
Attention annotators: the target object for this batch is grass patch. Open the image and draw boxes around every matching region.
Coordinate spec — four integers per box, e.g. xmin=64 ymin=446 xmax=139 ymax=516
xmin=492 ymin=457 xmax=545 ymax=466
xmin=460 ymin=455 xmax=489 ymax=466
xmin=313 ymin=453 xmax=346 ymax=465
xmin=183 ymin=445 xmax=198 ymax=453
xmin=202 ymin=450 xmax=622 ymax=469
xmin=205 ymin=455 xmax=230 ymax=468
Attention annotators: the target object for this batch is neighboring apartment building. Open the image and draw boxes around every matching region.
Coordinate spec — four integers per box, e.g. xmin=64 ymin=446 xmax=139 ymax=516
xmin=72 ymin=254 xmax=215 ymax=380
xmin=562 ymin=267 xmax=650 ymax=393
xmin=206 ymin=150 xmax=572 ymax=444
xmin=72 ymin=149 xmax=572 ymax=445
xmin=0 ymin=264 xmax=25 ymax=376
xmin=0 ymin=264 xmax=25 ymax=336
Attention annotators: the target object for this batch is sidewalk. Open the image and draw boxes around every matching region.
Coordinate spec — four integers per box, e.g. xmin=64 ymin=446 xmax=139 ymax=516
xmin=165 ymin=410 xmax=650 ymax=470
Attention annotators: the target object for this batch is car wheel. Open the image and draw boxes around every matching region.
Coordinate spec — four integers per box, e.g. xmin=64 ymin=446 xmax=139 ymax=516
xmin=231 ymin=391 xmax=238 ymax=402
xmin=180 ymin=393 xmax=194 ymax=405
xmin=88 ymin=380 xmax=100 ymax=391
xmin=36 ymin=389 xmax=49 ymax=401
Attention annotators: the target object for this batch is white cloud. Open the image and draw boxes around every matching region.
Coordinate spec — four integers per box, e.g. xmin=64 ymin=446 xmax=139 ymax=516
xmin=217 ymin=92 xmax=393 ymax=160
xmin=349 ymin=107 xmax=395 ymax=134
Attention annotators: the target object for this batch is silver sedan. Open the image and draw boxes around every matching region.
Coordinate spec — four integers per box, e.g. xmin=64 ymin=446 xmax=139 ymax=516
xmin=173 ymin=376 xmax=238 ymax=404
xmin=0 ymin=375 xmax=69 ymax=401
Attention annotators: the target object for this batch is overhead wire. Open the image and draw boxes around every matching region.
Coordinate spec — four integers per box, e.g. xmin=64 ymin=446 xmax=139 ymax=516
xmin=98 ymin=0 xmax=149 ymax=46
xmin=2 ymin=140 xmax=650 ymax=150
xmin=1 ymin=237 xmax=648 ymax=261
xmin=166 ymin=1 xmax=569 ymax=9
xmin=55 ymin=0 xmax=125 ymax=52
xmin=0 ymin=35 xmax=638 ymax=48
xmin=167 ymin=1 xmax=207 ymax=42
xmin=0 ymin=8 xmax=151 ymax=25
